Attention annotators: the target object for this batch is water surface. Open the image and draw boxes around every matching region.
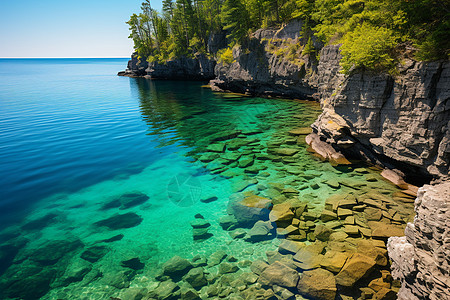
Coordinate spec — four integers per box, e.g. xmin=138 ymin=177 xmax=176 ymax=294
xmin=0 ymin=59 xmax=413 ymax=299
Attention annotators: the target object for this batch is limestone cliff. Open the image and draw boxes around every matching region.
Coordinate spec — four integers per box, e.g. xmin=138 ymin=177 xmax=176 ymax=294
xmin=387 ymin=182 xmax=450 ymax=300
xmin=311 ymin=45 xmax=450 ymax=182
xmin=146 ymin=54 xmax=216 ymax=80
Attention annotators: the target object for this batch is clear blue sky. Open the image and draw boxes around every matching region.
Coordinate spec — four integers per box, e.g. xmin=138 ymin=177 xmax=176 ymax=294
xmin=0 ymin=0 xmax=162 ymax=58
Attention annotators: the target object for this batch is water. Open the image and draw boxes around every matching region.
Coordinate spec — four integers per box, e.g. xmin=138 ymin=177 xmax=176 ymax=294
xmin=0 ymin=59 xmax=414 ymax=299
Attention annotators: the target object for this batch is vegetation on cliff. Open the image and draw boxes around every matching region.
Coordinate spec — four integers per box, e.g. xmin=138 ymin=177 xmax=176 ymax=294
xmin=127 ymin=0 xmax=449 ymax=73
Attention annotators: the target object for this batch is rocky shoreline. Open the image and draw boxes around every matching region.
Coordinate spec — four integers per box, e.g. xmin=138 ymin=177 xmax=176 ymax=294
xmin=120 ymin=19 xmax=449 ymax=299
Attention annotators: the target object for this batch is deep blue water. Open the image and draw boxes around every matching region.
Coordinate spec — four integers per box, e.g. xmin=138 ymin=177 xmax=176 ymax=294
xmin=0 ymin=58 xmax=200 ymax=225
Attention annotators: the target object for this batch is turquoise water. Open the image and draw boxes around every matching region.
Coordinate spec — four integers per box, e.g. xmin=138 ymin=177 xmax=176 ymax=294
xmin=0 ymin=59 xmax=412 ymax=299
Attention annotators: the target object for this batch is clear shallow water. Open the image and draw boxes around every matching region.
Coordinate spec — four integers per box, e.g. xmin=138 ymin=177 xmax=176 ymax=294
xmin=0 ymin=59 xmax=414 ymax=299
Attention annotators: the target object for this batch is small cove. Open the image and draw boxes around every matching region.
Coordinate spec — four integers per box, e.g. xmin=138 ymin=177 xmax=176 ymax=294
xmin=0 ymin=59 xmax=415 ymax=299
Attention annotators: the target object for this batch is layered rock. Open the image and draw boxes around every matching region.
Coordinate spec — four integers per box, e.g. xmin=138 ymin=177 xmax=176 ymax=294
xmin=387 ymin=182 xmax=450 ymax=300
xmin=310 ymin=45 xmax=450 ymax=181
xmin=146 ymin=53 xmax=216 ymax=80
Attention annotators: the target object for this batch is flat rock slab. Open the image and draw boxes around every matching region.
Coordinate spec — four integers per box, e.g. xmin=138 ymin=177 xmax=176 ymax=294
xmin=258 ymin=261 xmax=299 ymax=288
xmin=297 ymin=268 xmax=337 ymax=300
xmin=335 ymin=253 xmax=376 ymax=287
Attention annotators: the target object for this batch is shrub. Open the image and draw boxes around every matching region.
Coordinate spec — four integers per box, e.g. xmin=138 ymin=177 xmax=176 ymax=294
xmin=339 ymin=23 xmax=398 ymax=74
xmin=217 ymin=47 xmax=235 ymax=65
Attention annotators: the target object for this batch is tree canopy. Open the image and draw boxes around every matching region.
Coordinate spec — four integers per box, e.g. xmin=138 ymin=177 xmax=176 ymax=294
xmin=127 ymin=0 xmax=449 ymax=72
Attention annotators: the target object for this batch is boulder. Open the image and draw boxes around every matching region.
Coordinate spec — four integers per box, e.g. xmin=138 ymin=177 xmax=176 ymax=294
xmin=297 ymin=268 xmax=337 ymax=300
xmin=269 ymin=203 xmax=294 ymax=225
xmin=314 ymin=225 xmax=334 ymax=242
xmin=245 ymin=220 xmax=276 ymax=242
xmin=163 ymin=256 xmax=193 ymax=279
xmin=183 ymin=267 xmax=207 ymax=288
xmin=228 ymin=194 xmax=272 ymax=227
xmin=320 ymin=251 xmax=349 ymax=273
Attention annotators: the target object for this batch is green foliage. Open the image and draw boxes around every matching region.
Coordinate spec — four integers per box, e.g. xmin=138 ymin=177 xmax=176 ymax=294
xmin=302 ymin=37 xmax=315 ymax=56
xmin=127 ymin=0 xmax=449 ymax=67
xmin=339 ymin=23 xmax=398 ymax=74
xmin=217 ymin=47 xmax=235 ymax=65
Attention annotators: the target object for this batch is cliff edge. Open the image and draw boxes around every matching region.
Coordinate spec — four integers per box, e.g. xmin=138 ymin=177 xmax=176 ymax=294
xmin=387 ymin=182 xmax=450 ymax=300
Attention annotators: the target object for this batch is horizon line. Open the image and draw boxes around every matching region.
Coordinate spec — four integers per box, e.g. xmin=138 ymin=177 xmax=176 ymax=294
xmin=0 ymin=56 xmax=130 ymax=59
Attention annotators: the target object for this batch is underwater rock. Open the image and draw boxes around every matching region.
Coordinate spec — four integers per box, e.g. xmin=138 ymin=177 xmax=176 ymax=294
xmin=121 ymin=257 xmax=145 ymax=270
xmin=21 ymin=213 xmax=58 ymax=231
xmin=239 ymin=156 xmax=254 ymax=168
xmin=190 ymin=219 xmax=211 ymax=228
xmin=369 ymin=222 xmax=405 ymax=239
xmin=61 ymin=264 xmax=92 ymax=286
xmin=101 ymin=192 xmax=149 ymax=210
xmin=99 ymin=234 xmax=124 ymax=243
xmin=273 ymin=148 xmax=300 ymax=156
xmin=258 ymin=261 xmax=299 ymax=289
xmin=118 ymin=193 xmax=149 ymax=210
xmin=297 ymin=268 xmax=337 ymax=300
xmin=320 ymin=251 xmax=349 ymax=273
xmin=183 ymin=267 xmax=207 ymax=288
xmin=192 ymin=227 xmax=212 ymax=241
xmin=245 ymin=220 xmax=276 ymax=242
xmin=229 ymin=228 xmax=246 ymax=239
xmin=200 ymin=195 xmax=218 ymax=203
xmin=210 ymin=130 xmax=241 ymax=142
xmin=94 ymin=212 xmax=143 ymax=230
xmin=278 ymin=240 xmax=305 ymax=255
xmin=207 ymin=250 xmax=227 ymax=267
xmin=335 ymin=253 xmax=377 ymax=287
xmin=250 ymin=259 xmax=269 ymax=275
xmin=219 ymin=215 xmax=238 ymax=230
xmin=269 ymin=203 xmax=294 ymax=225
xmin=163 ymin=256 xmax=193 ymax=279
xmin=314 ymin=225 xmax=334 ymax=242
xmin=228 ymin=194 xmax=272 ymax=227
xmin=206 ymin=143 xmax=226 ymax=153
xmin=219 ymin=262 xmax=239 ymax=274
xmin=30 ymin=239 xmax=83 ymax=266
xmin=288 ymin=127 xmax=312 ymax=135
xmin=81 ymin=245 xmax=108 ymax=263
xmin=1 ymin=266 xmax=56 ymax=300
xmin=180 ymin=288 xmax=201 ymax=300
xmin=151 ymin=279 xmax=180 ymax=299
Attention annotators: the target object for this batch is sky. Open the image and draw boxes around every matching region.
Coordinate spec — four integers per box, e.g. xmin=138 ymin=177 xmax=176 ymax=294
xmin=0 ymin=0 xmax=162 ymax=58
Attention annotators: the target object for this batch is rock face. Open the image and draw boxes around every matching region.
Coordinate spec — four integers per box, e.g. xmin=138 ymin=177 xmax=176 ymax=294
xmin=388 ymin=182 xmax=450 ymax=300
xmin=146 ymin=53 xmax=216 ymax=80
xmin=118 ymin=52 xmax=149 ymax=77
xmin=210 ymin=19 xmax=318 ymax=98
xmin=310 ymin=45 xmax=450 ymax=181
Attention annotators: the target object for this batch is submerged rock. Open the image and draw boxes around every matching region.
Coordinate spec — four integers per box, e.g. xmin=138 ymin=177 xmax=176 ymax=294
xmin=258 ymin=261 xmax=299 ymax=289
xmin=81 ymin=245 xmax=108 ymax=263
xmin=335 ymin=253 xmax=376 ymax=287
xmin=121 ymin=257 xmax=145 ymax=270
xmin=228 ymin=194 xmax=272 ymax=227
xmin=183 ymin=267 xmax=207 ymax=288
xmin=297 ymin=268 xmax=337 ymax=300
xmin=94 ymin=212 xmax=143 ymax=230
xmin=163 ymin=256 xmax=193 ymax=279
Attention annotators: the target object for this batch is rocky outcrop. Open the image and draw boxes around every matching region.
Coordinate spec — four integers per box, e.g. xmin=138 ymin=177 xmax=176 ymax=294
xmin=210 ymin=19 xmax=319 ymax=98
xmin=118 ymin=52 xmax=148 ymax=77
xmin=387 ymin=182 xmax=450 ymax=300
xmin=146 ymin=53 xmax=216 ymax=80
xmin=310 ymin=44 xmax=450 ymax=181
